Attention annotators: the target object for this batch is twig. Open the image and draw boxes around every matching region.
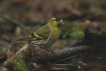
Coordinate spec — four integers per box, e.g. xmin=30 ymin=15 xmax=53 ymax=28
xmin=0 ymin=14 xmax=30 ymax=31
xmin=50 ymin=64 xmax=106 ymax=68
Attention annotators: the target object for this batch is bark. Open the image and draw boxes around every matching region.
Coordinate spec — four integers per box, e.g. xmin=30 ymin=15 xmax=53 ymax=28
xmin=37 ymin=45 xmax=94 ymax=63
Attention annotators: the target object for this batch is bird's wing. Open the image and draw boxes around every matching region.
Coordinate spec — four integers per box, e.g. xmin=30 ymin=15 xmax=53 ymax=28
xmin=35 ymin=24 xmax=50 ymax=38
xmin=15 ymin=25 xmax=50 ymax=43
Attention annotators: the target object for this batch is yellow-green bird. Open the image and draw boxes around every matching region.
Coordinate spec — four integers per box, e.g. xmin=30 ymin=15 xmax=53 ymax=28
xmin=14 ymin=16 xmax=64 ymax=49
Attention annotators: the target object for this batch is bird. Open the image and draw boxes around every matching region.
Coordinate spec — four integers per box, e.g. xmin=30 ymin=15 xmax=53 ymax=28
xmin=14 ymin=16 xmax=64 ymax=49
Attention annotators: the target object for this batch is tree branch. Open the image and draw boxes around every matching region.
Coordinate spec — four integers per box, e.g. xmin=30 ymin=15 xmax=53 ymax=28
xmin=36 ymin=45 xmax=94 ymax=64
xmin=3 ymin=43 xmax=94 ymax=71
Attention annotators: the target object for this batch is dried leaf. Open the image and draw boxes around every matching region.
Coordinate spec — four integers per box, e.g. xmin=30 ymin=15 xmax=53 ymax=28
xmin=6 ymin=49 xmax=14 ymax=59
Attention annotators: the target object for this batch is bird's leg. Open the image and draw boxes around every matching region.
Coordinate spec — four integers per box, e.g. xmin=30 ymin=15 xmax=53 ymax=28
xmin=45 ymin=48 xmax=55 ymax=55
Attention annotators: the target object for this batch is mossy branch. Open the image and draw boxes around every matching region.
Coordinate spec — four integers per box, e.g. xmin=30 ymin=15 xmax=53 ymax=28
xmin=3 ymin=43 xmax=94 ymax=71
xmin=4 ymin=44 xmax=31 ymax=71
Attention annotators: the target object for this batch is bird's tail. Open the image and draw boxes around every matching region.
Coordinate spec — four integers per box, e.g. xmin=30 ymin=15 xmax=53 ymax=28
xmin=13 ymin=38 xmax=28 ymax=44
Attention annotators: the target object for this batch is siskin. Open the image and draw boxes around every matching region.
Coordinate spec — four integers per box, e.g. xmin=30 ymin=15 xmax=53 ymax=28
xmin=14 ymin=16 xmax=64 ymax=49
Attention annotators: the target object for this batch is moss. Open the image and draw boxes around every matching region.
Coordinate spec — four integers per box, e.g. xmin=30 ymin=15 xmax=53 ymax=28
xmin=13 ymin=32 xmax=19 ymax=37
xmin=4 ymin=50 xmax=30 ymax=71
xmin=70 ymin=26 xmax=85 ymax=39
xmin=61 ymin=23 xmax=85 ymax=39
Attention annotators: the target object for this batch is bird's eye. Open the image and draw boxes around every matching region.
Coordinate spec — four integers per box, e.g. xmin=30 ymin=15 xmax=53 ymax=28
xmin=55 ymin=18 xmax=59 ymax=21
xmin=54 ymin=16 xmax=61 ymax=21
xmin=55 ymin=19 xmax=58 ymax=21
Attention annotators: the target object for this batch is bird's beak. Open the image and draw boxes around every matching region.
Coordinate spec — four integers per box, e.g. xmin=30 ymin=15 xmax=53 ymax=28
xmin=59 ymin=20 xmax=64 ymax=25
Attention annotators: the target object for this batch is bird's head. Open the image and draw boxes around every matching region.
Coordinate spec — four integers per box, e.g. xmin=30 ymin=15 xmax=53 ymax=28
xmin=48 ymin=16 xmax=64 ymax=28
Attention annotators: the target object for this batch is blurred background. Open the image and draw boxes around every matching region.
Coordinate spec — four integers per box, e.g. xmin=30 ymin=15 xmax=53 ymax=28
xmin=1 ymin=0 xmax=106 ymax=70
xmin=0 ymin=0 xmax=106 ymax=49
xmin=0 ymin=0 xmax=106 ymax=43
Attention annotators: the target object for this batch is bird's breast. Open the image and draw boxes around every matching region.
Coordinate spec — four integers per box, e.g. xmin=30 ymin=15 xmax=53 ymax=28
xmin=51 ymin=27 xmax=61 ymax=42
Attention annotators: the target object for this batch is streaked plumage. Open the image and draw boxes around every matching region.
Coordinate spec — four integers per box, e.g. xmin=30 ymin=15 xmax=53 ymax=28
xmin=14 ymin=16 xmax=64 ymax=49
